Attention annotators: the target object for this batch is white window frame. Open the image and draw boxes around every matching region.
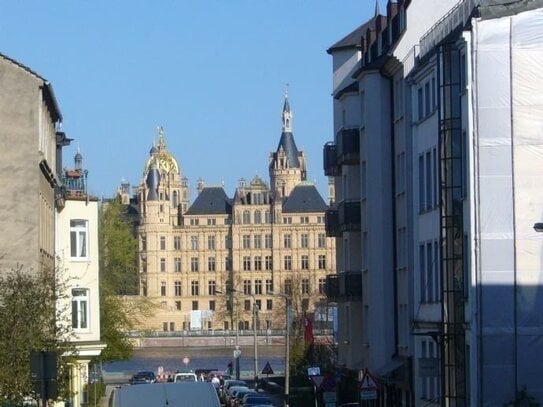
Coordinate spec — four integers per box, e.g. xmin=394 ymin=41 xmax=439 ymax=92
xmin=71 ymin=288 xmax=89 ymax=331
xmin=70 ymin=219 xmax=88 ymax=259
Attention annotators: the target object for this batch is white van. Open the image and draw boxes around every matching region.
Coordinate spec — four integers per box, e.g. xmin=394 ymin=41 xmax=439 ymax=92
xmin=173 ymin=372 xmax=198 ymax=382
xmin=109 ymin=382 xmax=220 ymax=407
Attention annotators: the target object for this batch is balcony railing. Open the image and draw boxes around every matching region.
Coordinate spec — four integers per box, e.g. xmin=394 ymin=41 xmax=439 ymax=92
xmin=325 ymin=271 xmax=362 ymax=302
xmin=337 ymin=128 xmax=360 ymax=166
xmin=338 ymin=200 xmax=361 ymax=232
xmin=325 ymin=208 xmax=341 ymax=237
xmin=323 ymin=142 xmax=340 ymax=176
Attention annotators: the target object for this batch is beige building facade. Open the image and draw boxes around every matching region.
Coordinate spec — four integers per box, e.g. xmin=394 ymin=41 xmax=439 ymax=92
xmin=0 ymin=53 xmax=65 ymax=275
xmin=131 ymin=97 xmax=336 ymax=331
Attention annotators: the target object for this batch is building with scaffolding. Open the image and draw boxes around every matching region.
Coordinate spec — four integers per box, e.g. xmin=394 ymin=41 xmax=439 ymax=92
xmin=325 ymin=0 xmax=543 ymax=404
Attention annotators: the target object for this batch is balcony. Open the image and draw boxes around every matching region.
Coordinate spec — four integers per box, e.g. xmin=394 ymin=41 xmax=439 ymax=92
xmin=338 ymin=200 xmax=361 ymax=232
xmin=325 ymin=271 xmax=362 ymax=302
xmin=337 ymin=128 xmax=360 ymax=165
xmin=323 ymin=142 xmax=340 ymax=176
xmin=325 ymin=208 xmax=340 ymax=237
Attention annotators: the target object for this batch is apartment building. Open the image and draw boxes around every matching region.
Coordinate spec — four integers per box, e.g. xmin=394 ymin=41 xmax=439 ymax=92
xmin=56 ymin=151 xmax=105 ymax=407
xmin=325 ymin=0 xmax=543 ymax=405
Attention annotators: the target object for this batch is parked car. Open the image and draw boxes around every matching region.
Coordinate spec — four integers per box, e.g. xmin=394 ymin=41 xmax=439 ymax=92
xmin=230 ymin=388 xmax=256 ymax=407
xmin=225 ymin=386 xmax=249 ymax=406
xmin=129 ymin=371 xmax=156 ymax=385
xmin=173 ymin=372 xmax=198 ymax=382
xmin=241 ymin=393 xmax=274 ymax=406
xmin=222 ymin=379 xmax=247 ymax=400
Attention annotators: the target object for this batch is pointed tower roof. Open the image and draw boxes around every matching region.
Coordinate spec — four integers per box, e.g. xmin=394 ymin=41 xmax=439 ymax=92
xmin=276 ymin=89 xmax=300 ymax=168
xmin=375 ymin=0 xmax=380 ymax=16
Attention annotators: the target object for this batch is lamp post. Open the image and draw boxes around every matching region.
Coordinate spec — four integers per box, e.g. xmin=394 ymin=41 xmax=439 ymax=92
xmin=270 ymin=292 xmax=291 ymax=407
xmin=253 ymin=300 xmax=259 ymax=388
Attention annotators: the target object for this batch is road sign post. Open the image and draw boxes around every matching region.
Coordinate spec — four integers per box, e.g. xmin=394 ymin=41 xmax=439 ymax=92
xmin=359 ymin=369 xmax=379 ymax=402
xmin=233 ymin=346 xmax=241 ymax=380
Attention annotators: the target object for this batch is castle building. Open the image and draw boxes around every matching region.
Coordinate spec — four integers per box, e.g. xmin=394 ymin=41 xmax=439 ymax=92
xmin=134 ymin=96 xmax=335 ymax=331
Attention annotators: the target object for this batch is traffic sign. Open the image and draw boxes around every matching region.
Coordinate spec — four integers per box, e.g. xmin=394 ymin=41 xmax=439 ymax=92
xmin=359 ymin=369 xmax=379 ymax=389
xmin=183 ymin=357 xmax=190 ymax=366
xmin=309 ymin=375 xmax=324 ymax=387
xmin=233 ymin=349 xmax=241 ymax=358
xmin=261 ymin=361 xmax=274 ymax=375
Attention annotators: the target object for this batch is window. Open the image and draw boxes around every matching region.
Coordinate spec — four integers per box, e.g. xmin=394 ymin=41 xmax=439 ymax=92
xmin=175 ymin=301 xmax=181 ymax=310
xmin=318 ymin=278 xmax=326 ymax=294
xmin=265 ymin=234 xmax=273 ymax=249
xmin=174 ymin=257 xmax=181 ymax=273
xmin=318 ymin=255 xmax=326 ymax=270
xmin=254 ymin=235 xmax=262 ymax=249
xmin=300 ymin=234 xmax=309 ymax=248
xmin=300 ymin=216 xmax=309 ymax=224
xmin=225 ymin=236 xmax=232 ymax=249
xmin=302 ymin=279 xmax=310 ymax=295
xmin=225 ymin=257 xmax=232 ymax=271
xmin=174 ymin=281 xmax=182 ymax=296
xmin=418 ymin=87 xmax=424 ymax=121
xmin=243 ymin=210 xmax=250 ymax=224
xmin=420 ymin=244 xmax=426 ymax=303
xmin=284 ymin=256 xmax=292 ymax=270
xmin=255 ymin=299 xmax=262 ymax=311
xmin=244 ymin=300 xmax=251 ymax=311
xmin=243 ymin=256 xmax=251 ymax=271
xmin=141 ymin=235 xmax=147 ymax=251
xmin=208 ymin=280 xmax=216 ymax=295
xmin=254 ymin=210 xmax=261 ymax=224
xmin=264 ymin=211 xmax=271 ymax=223
xmin=191 ymin=281 xmax=199 ymax=296
xmin=301 ymin=255 xmax=309 ymax=270
xmin=265 ymin=256 xmax=273 ymax=270
xmin=209 ymin=300 xmax=216 ymax=311
xmin=426 ymin=151 xmax=432 ymax=210
xmin=243 ymin=235 xmax=251 ymax=249
xmin=283 ymin=217 xmax=292 ymax=224
xmin=284 ymin=279 xmax=292 ymax=295
xmin=243 ymin=280 xmax=252 ymax=295
xmin=318 ymin=233 xmax=326 ymax=248
xmin=190 ymin=236 xmax=199 ymax=250
xmin=70 ymin=220 xmax=88 ymax=258
xmin=424 ymin=82 xmax=431 ymax=117
xmin=160 ymin=258 xmax=166 ymax=272
xmin=267 ymin=299 xmax=273 ymax=310
xmin=174 ymin=236 xmax=181 ymax=250
xmin=207 ymin=218 xmax=216 ymax=226
xmin=284 ymin=234 xmax=291 ymax=249
xmin=71 ymin=288 xmax=89 ymax=329
xmin=160 ymin=236 xmax=166 ymax=250
xmin=161 ymin=281 xmax=166 ymax=296
xmin=191 ymin=257 xmax=199 ymax=272
xmin=208 ymin=235 xmax=215 ymax=250
xmin=192 ymin=301 xmax=199 ymax=311
xmin=266 ymin=279 xmax=273 ymax=294
xmin=255 ymin=280 xmax=262 ymax=295
xmin=254 ymin=256 xmax=262 ymax=270
xmin=208 ymin=257 xmax=216 ymax=272
xmin=163 ymin=322 xmax=168 ymax=332
xmin=190 ymin=218 xmax=199 ymax=226
xmin=419 ymin=155 xmax=425 ymax=212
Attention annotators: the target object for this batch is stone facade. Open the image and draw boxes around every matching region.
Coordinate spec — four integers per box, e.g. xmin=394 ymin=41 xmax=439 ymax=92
xmin=131 ymin=97 xmax=336 ymax=332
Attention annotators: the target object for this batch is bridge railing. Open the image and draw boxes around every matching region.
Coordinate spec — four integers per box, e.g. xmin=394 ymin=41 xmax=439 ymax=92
xmin=127 ymin=328 xmax=334 ymax=338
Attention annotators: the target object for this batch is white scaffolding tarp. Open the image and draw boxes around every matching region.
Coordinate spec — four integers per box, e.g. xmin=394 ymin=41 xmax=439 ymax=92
xmin=473 ymin=6 xmax=543 ymax=404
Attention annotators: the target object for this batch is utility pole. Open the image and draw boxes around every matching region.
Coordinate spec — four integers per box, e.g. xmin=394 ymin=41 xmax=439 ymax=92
xmin=253 ymin=299 xmax=259 ymax=388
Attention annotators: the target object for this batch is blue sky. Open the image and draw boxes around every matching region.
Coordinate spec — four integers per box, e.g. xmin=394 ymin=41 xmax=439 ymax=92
xmin=1 ymin=1 xmax=380 ymax=199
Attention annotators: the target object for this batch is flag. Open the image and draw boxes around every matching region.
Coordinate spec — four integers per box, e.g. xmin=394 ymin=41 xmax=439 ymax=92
xmin=303 ymin=315 xmax=314 ymax=344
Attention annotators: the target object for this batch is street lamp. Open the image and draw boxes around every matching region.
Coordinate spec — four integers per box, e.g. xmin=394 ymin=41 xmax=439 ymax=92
xmin=271 ymin=291 xmax=291 ymax=407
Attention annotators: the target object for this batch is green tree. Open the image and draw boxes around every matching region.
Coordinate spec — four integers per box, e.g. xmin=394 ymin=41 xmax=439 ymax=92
xmin=0 ymin=265 xmax=73 ymax=405
xmin=98 ymin=197 xmax=149 ymax=362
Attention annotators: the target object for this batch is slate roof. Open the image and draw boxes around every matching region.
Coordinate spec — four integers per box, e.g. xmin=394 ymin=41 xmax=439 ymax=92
xmin=276 ymin=131 xmax=300 ymax=168
xmin=282 ymin=183 xmax=328 ymax=213
xmin=186 ymin=186 xmax=232 ymax=215
xmin=327 ymin=19 xmax=375 ymax=53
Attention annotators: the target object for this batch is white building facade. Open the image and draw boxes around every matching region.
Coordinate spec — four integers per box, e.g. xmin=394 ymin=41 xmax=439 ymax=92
xmin=57 ymin=153 xmax=105 ymax=407
xmin=325 ymin=0 xmax=543 ymax=405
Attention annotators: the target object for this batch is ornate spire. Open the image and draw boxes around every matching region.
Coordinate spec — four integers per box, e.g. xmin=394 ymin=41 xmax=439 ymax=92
xmin=374 ymin=0 xmax=380 ymax=17
xmin=281 ymin=84 xmax=292 ymax=133
xmin=157 ymin=126 xmax=166 ymax=151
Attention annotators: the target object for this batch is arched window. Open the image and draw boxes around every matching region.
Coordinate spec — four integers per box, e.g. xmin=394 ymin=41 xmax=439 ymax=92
xmin=254 ymin=210 xmax=261 ymax=224
xmin=172 ymin=190 xmax=178 ymax=207
xmin=161 ymin=281 xmax=166 ymax=297
xmin=265 ymin=210 xmax=271 ymax=223
xmin=243 ymin=210 xmax=250 ymax=224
